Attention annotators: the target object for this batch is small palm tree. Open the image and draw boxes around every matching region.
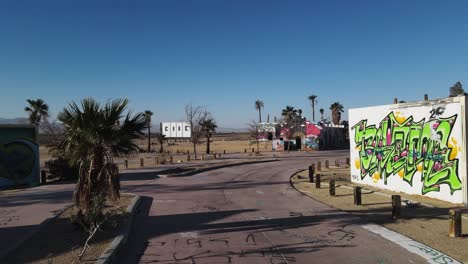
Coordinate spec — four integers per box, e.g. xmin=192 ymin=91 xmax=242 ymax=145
xmin=55 ymin=98 xmax=146 ymax=218
xmin=319 ymin=108 xmax=324 ymax=120
xmin=330 ymin=102 xmax=344 ymax=125
xmin=144 ymin=110 xmax=154 ymax=152
xmin=308 ymin=95 xmax=318 ymax=122
xmin=25 ymin=99 xmax=49 ymax=126
xmin=281 ymin=106 xmax=298 ymax=152
xmin=254 ymin=100 xmax=264 ymax=123
xmin=199 ymin=117 xmax=217 ymax=154
xmin=155 ymin=133 xmax=166 ymax=153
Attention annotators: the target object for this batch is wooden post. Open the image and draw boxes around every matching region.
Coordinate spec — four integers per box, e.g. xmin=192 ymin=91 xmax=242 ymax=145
xmin=315 ymin=174 xmax=321 ymax=189
xmin=449 ymin=209 xmax=462 ymax=238
xmin=40 ymin=170 xmax=47 ymax=184
xmin=170 ymin=155 xmax=173 ymax=164
xmin=317 ymin=162 xmax=321 ymax=171
xmin=354 ymin=187 xmax=361 ymax=205
xmin=329 ymin=179 xmax=335 ymax=196
xmin=308 ymin=165 xmax=314 ymax=183
xmin=346 ymin=157 xmax=350 ymax=166
xmin=252 ymin=148 xmax=255 ymax=153
xmin=125 ymin=160 xmax=128 ymax=169
xmin=140 ymin=158 xmax=144 ymax=167
xmin=187 ymin=154 xmax=190 ymax=162
xmin=244 ymin=148 xmax=247 ymax=153
xmin=224 ymin=149 xmax=226 ymax=154
xmin=187 ymin=150 xmax=189 ymax=155
xmin=392 ymin=195 xmax=401 ymax=219
xmin=311 ymin=163 xmax=316 ymax=173
xmin=156 ymin=157 xmax=159 ymax=165
xmin=325 ymin=160 xmax=329 ymax=169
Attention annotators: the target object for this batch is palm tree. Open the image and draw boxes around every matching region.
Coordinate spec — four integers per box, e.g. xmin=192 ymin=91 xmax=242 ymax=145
xmin=254 ymin=100 xmax=264 ymax=123
xmin=55 ymin=98 xmax=146 ymax=219
xmin=199 ymin=117 xmax=217 ymax=154
xmin=319 ymin=108 xmax=324 ymax=121
xmin=330 ymin=102 xmax=344 ymax=125
xmin=25 ymin=99 xmax=49 ymax=126
xmin=281 ymin=106 xmax=298 ymax=152
xmin=155 ymin=133 xmax=166 ymax=153
xmin=308 ymin=95 xmax=318 ymax=122
xmin=143 ymin=110 xmax=154 ymax=152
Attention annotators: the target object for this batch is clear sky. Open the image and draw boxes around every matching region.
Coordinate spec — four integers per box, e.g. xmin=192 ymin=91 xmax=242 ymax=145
xmin=1 ymin=0 xmax=467 ymax=128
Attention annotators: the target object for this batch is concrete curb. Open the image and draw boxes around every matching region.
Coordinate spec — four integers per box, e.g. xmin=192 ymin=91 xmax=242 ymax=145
xmin=96 ymin=194 xmax=142 ymax=264
xmin=289 ymin=172 xmax=461 ymax=264
xmin=0 ymin=203 xmax=74 ymax=260
xmin=164 ymin=159 xmax=279 ymax=177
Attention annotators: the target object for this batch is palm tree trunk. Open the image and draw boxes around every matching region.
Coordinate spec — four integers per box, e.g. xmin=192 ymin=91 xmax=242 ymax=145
xmin=312 ymin=101 xmax=315 ymax=122
xmin=206 ymin=136 xmax=211 ymax=154
xmin=258 ymin=110 xmax=262 ymax=123
xmin=256 ymin=138 xmax=259 ymax=153
xmin=147 ymin=126 xmax=151 ymax=152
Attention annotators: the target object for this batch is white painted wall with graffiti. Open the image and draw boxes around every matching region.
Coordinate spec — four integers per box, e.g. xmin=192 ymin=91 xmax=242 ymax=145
xmin=349 ymin=97 xmax=467 ymax=204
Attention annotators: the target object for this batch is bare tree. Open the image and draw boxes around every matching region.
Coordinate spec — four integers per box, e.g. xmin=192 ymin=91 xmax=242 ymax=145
xmin=247 ymin=120 xmax=261 ymax=153
xmin=185 ymin=103 xmax=204 ymax=159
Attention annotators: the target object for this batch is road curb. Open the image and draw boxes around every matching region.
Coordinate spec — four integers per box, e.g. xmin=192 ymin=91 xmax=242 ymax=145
xmin=289 ymin=172 xmax=461 ymax=264
xmin=96 ymin=194 xmax=142 ymax=264
xmin=164 ymin=159 xmax=279 ymax=177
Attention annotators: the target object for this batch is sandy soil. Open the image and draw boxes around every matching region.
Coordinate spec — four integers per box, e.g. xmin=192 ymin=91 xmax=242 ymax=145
xmin=2 ymin=194 xmax=134 ymax=264
xmin=292 ymin=167 xmax=468 ymax=262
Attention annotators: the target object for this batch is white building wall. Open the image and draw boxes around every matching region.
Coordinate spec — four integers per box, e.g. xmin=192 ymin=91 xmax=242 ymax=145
xmin=160 ymin=122 xmax=191 ymax=138
xmin=349 ymin=97 xmax=467 ymax=204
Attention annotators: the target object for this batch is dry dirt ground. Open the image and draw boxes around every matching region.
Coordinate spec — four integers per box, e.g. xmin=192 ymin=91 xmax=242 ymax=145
xmin=292 ymin=166 xmax=468 ymax=262
xmin=1 ymin=194 xmax=134 ymax=264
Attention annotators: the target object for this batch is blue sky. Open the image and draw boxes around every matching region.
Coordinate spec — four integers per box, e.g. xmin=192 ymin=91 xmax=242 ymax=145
xmin=1 ymin=0 xmax=467 ymax=128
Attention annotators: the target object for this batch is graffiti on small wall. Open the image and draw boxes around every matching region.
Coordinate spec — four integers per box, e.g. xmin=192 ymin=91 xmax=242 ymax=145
xmin=0 ymin=126 xmax=39 ymax=187
xmin=350 ymin=102 xmax=464 ymax=203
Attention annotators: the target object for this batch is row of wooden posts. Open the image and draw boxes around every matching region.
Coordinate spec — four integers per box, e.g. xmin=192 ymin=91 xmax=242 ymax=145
xmin=308 ymin=162 xmax=463 ymax=238
xmin=124 ymin=152 xmax=224 ymax=169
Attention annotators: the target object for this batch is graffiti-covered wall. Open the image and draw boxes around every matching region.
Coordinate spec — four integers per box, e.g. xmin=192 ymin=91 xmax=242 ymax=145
xmin=349 ymin=98 xmax=467 ymax=204
xmin=0 ymin=125 xmax=40 ymax=187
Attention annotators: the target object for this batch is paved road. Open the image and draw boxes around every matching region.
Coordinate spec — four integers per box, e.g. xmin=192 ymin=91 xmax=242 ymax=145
xmin=118 ymin=151 xmax=426 ymax=264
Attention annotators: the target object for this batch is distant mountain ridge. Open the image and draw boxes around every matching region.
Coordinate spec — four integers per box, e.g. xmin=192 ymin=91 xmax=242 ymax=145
xmin=0 ymin=117 xmax=29 ymax=125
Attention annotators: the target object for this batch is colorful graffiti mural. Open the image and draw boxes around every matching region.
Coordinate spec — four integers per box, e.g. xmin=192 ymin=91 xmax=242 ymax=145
xmin=0 ymin=126 xmax=39 ymax=187
xmin=304 ymin=122 xmax=322 ymax=150
xmin=350 ymin=101 xmax=466 ymax=203
xmin=352 ymin=111 xmax=461 ymax=195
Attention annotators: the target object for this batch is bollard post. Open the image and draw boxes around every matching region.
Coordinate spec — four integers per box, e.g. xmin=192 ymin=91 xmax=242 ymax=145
xmin=40 ymin=170 xmax=47 ymax=184
xmin=315 ymin=174 xmax=321 ymax=189
xmin=140 ymin=158 xmax=144 ymax=167
xmin=449 ymin=209 xmax=462 ymax=238
xmin=245 ymin=148 xmax=247 ymax=153
xmin=392 ymin=195 xmax=401 ymax=219
xmin=308 ymin=165 xmax=314 ymax=183
xmin=311 ymin=163 xmax=316 ymax=173
xmin=187 ymin=154 xmax=190 ymax=162
xmin=170 ymin=155 xmax=173 ymax=164
xmin=329 ymin=179 xmax=335 ymax=196
xmin=346 ymin=157 xmax=350 ymax=166
xmin=224 ymin=149 xmax=226 ymax=154
xmin=156 ymin=157 xmax=159 ymax=165
xmin=125 ymin=160 xmax=128 ymax=169
xmin=317 ymin=162 xmax=321 ymax=171
xmin=354 ymin=187 xmax=361 ymax=205
xmin=252 ymin=148 xmax=255 ymax=153
xmin=325 ymin=160 xmax=329 ymax=169
xmin=187 ymin=150 xmax=189 ymax=155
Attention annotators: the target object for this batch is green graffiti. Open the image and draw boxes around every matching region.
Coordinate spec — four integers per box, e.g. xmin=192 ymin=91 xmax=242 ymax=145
xmin=352 ymin=111 xmax=461 ymax=195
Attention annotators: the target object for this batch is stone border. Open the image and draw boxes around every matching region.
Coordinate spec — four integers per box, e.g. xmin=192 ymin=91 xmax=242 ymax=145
xmin=96 ymin=194 xmax=141 ymax=264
